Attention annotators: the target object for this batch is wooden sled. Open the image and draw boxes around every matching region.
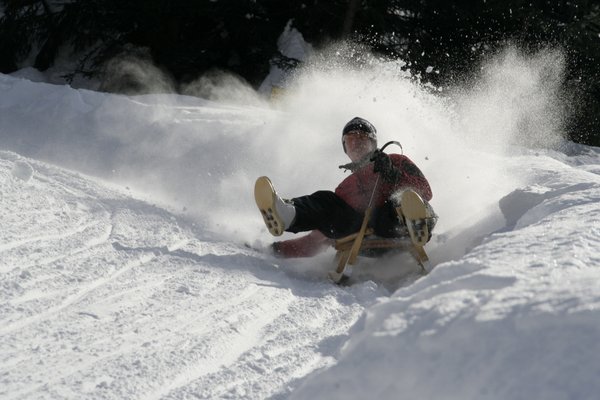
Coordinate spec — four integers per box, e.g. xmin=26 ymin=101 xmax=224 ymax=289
xmin=328 ymin=190 xmax=433 ymax=284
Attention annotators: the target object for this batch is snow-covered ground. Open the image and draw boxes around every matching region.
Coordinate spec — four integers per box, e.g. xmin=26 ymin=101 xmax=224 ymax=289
xmin=1 ymin=47 xmax=600 ymax=399
xmin=1 ymin=149 xmax=378 ymax=399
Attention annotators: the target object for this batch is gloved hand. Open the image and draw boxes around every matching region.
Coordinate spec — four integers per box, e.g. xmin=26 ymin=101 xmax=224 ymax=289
xmin=371 ymin=150 xmax=400 ymax=183
xmin=371 ymin=150 xmax=392 ymax=173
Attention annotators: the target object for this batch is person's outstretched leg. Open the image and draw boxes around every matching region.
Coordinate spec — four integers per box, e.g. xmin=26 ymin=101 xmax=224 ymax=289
xmin=255 ymin=176 xmax=297 ymax=236
xmin=288 ymin=191 xmax=363 ymax=238
xmin=254 ymin=177 xmax=363 ymax=239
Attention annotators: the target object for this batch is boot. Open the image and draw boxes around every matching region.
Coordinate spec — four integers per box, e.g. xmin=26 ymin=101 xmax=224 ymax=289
xmin=254 ymin=176 xmax=296 ymax=236
xmin=398 ymin=189 xmax=430 ymax=247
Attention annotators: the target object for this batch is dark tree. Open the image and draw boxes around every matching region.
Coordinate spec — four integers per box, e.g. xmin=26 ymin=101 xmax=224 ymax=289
xmin=1 ymin=0 xmax=599 ymax=144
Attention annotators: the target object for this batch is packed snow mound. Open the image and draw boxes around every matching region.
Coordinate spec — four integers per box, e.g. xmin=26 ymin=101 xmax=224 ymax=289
xmin=291 ymin=149 xmax=600 ymax=400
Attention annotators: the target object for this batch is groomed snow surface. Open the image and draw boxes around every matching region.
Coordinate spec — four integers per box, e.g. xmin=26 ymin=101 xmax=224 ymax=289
xmin=2 ymin=55 xmax=600 ymax=400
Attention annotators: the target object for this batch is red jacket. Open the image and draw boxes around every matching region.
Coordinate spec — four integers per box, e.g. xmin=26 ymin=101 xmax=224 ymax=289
xmin=273 ymin=153 xmax=432 ymax=258
xmin=335 ymin=154 xmax=431 ymax=209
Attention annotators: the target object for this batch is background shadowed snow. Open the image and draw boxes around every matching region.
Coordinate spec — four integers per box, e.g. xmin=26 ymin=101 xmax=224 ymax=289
xmin=1 ymin=47 xmax=567 ymax=263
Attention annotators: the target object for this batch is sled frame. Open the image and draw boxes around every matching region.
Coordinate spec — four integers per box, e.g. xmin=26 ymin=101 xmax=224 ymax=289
xmin=328 ymin=206 xmax=432 ymax=284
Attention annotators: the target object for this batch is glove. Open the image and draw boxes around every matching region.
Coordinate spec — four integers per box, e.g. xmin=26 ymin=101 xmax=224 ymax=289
xmin=371 ymin=150 xmax=392 ymax=174
xmin=371 ymin=150 xmax=400 ymax=182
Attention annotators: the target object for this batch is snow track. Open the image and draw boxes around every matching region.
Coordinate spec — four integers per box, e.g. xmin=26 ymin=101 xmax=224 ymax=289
xmin=0 ymin=151 xmax=382 ymax=399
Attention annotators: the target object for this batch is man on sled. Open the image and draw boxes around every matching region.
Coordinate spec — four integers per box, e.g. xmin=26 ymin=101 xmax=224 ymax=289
xmin=254 ymin=117 xmax=437 ymax=282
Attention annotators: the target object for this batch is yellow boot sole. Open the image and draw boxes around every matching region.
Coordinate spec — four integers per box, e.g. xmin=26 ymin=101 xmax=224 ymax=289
xmin=254 ymin=176 xmax=285 ymax=236
xmin=399 ymin=190 xmax=429 ymax=247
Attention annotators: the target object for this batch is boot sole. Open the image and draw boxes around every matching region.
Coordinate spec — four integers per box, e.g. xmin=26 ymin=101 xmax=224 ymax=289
xmin=254 ymin=176 xmax=285 ymax=236
xmin=400 ymin=190 xmax=429 ymax=247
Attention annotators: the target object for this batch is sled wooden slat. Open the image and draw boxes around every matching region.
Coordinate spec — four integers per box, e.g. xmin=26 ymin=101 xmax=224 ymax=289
xmin=335 ymin=229 xmax=374 ymax=246
xmin=335 ymin=207 xmax=373 ymax=274
xmin=330 ymin=189 xmax=434 ymax=283
xmin=334 ymin=237 xmax=414 ymax=252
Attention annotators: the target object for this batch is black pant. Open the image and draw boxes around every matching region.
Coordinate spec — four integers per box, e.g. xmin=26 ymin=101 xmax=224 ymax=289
xmin=287 ymin=191 xmax=404 ymax=239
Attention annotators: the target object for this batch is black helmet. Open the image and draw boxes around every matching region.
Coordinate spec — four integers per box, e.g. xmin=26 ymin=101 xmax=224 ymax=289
xmin=342 ymin=117 xmax=377 ymax=152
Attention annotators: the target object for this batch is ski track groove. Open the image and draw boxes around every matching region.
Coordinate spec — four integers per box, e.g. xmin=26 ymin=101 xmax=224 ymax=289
xmin=0 ymin=152 xmax=373 ymax=400
xmin=4 ymin=264 xmax=267 ymax=399
xmin=1 ymin=219 xmax=114 ymax=273
xmin=0 ymin=217 xmax=99 ymax=253
xmin=0 ymin=209 xmax=193 ymax=335
xmin=145 ymin=284 xmax=294 ymax=400
xmin=162 ymin=286 xmax=365 ymax=400
xmin=0 ymin=253 xmax=154 ymax=335
xmin=0 ymin=255 xmax=178 ymax=399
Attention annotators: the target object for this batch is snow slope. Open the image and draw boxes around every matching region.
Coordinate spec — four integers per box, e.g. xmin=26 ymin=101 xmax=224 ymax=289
xmin=2 ymin=46 xmax=600 ymax=399
xmin=0 ymin=150 xmax=383 ymax=399
xmin=291 ymin=149 xmax=600 ymax=400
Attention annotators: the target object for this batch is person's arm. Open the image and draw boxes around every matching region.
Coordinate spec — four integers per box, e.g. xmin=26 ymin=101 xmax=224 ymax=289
xmin=372 ymin=152 xmax=432 ymax=201
xmin=393 ymin=155 xmax=432 ymax=201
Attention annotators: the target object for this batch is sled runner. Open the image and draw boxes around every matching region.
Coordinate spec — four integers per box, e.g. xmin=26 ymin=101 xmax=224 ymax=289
xmin=328 ymin=189 xmax=434 ymax=284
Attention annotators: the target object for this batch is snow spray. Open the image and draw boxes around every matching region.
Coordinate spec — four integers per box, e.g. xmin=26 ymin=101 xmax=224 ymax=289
xmin=0 ymin=44 xmax=569 ymax=258
xmin=226 ymin=44 xmax=568 ymax=247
